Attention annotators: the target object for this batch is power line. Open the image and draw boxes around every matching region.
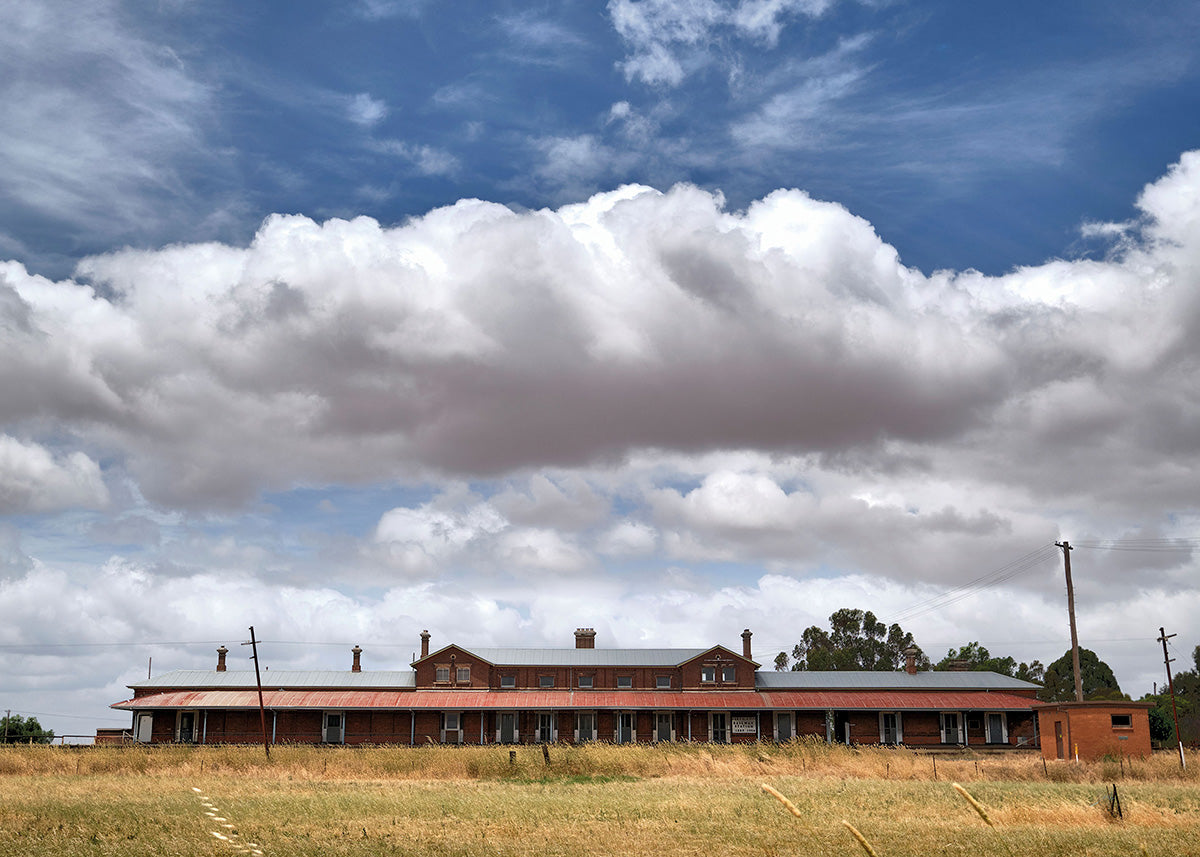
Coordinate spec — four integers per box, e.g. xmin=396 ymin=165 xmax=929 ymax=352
xmin=882 ymin=544 xmax=1060 ymax=625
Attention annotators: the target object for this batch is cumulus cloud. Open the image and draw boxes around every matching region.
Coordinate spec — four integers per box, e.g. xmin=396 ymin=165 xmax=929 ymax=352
xmin=0 ymin=435 xmax=108 ymax=513
xmin=0 ymin=152 xmax=1196 ymax=524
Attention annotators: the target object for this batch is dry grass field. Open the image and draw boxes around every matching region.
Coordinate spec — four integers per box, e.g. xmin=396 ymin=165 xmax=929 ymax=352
xmin=1 ymin=740 xmax=1197 ymax=856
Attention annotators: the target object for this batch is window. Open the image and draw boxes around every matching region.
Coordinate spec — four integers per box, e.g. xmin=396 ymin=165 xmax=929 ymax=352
xmin=456 ymin=667 xmax=471 ymax=683
xmin=617 ymin=675 xmax=633 ymax=689
xmin=578 ymin=675 xmax=594 ymax=689
xmin=656 ymin=675 xmax=671 ymax=689
xmin=539 ymin=675 xmax=555 ymax=688
xmin=435 ymin=666 xmax=450 ymax=683
xmin=500 ymin=674 xmax=516 ymax=688
xmin=1111 ymin=714 xmax=1133 ymax=728
xmin=722 ymin=666 xmax=736 ymax=683
xmin=701 ymin=666 xmax=716 ymax=683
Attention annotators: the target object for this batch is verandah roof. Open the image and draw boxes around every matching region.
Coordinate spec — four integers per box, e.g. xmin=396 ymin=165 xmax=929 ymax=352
xmin=112 ymin=689 xmax=1036 ymax=712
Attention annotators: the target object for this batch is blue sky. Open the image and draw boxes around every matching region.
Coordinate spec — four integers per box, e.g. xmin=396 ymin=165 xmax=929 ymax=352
xmin=2 ymin=0 xmax=1200 ymax=737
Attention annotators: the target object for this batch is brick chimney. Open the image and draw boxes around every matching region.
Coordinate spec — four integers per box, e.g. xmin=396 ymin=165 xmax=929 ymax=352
xmin=216 ymin=645 xmax=228 ymax=672
xmin=351 ymin=645 xmax=363 ymax=672
xmin=741 ymin=629 xmax=752 ymax=659
xmin=904 ymin=646 xmax=919 ymax=675
xmin=420 ymin=630 xmax=431 ymax=659
xmin=574 ymin=628 xmax=596 ymax=649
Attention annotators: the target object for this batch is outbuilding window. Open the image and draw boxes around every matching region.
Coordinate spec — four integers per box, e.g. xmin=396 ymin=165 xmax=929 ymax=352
xmin=1111 ymin=714 xmax=1133 ymax=728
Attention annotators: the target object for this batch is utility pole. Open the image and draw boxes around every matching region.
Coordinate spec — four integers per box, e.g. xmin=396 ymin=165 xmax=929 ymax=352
xmin=3 ymin=709 xmax=9 ymax=744
xmin=242 ymin=627 xmax=271 ymax=759
xmin=1055 ymin=541 xmax=1084 ymax=702
xmin=1158 ymin=627 xmax=1186 ymax=769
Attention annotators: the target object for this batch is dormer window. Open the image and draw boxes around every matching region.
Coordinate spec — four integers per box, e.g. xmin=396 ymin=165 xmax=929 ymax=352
xmin=456 ymin=667 xmax=471 ymax=683
xmin=722 ymin=666 xmax=736 ymax=682
xmin=539 ymin=675 xmax=555 ymax=688
xmin=656 ymin=675 xmax=671 ymax=689
xmin=701 ymin=666 xmax=716 ymax=683
xmin=435 ymin=666 xmax=450 ymax=683
xmin=500 ymin=674 xmax=516 ymax=688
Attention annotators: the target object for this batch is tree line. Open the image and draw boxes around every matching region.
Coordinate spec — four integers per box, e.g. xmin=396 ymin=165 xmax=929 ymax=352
xmin=1 ymin=713 xmax=54 ymax=744
xmin=772 ymin=608 xmax=1199 ymax=744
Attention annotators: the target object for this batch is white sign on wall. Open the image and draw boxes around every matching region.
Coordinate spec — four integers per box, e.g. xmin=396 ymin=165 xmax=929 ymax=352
xmin=731 ymin=716 xmax=757 ymax=734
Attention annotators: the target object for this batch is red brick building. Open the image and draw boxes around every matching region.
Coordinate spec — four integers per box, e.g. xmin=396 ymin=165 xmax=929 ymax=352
xmin=111 ymin=628 xmax=1040 ymax=748
xmin=1032 ymin=701 xmax=1153 ymax=761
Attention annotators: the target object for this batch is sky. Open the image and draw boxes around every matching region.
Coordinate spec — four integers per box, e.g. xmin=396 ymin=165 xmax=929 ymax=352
xmin=2 ymin=0 xmax=1199 ymax=740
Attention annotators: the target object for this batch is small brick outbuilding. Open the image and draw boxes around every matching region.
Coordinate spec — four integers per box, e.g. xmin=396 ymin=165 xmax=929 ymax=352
xmin=1032 ymin=700 xmax=1153 ymax=761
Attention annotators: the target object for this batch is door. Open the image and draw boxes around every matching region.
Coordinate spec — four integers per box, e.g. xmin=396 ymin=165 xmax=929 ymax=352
xmin=499 ymin=713 xmax=517 ymax=744
xmin=880 ymin=712 xmax=899 ymax=745
xmin=135 ymin=713 xmax=153 ymax=743
xmin=1054 ymin=721 xmax=1064 ymax=759
xmin=940 ymin=712 xmax=961 ymax=744
xmin=178 ymin=711 xmax=196 ymax=743
xmin=655 ymin=712 xmax=673 ymax=742
xmin=617 ymin=713 xmax=634 ymax=744
xmin=537 ymin=713 xmax=555 ymax=742
xmin=324 ymin=712 xmax=344 ymax=744
xmin=575 ymin=712 xmax=595 ymax=742
xmin=776 ymin=712 xmax=793 ymax=742
xmin=710 ymin=712 xmax=728 ymax=743
xmin=986 ymin=713 xmax=1007 ymax=744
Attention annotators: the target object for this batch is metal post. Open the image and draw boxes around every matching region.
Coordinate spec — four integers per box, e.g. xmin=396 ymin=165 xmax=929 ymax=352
xmin=242 ymin=627 xmax=270 ymax=759
xmin=1158 ymin=627 xmax=1186 ymax=769
xmin=1056 ymin=541 xmax=1084 ymax=702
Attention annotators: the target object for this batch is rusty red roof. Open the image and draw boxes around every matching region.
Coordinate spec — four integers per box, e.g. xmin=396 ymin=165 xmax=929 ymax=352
xmin=113 ymin=689 xmax=1035 ymax=712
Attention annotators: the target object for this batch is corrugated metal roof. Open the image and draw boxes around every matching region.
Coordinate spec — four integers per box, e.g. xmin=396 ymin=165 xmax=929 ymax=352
xmin=755 ymin=671 xmax=1040 ymax=691
xmin=113 ymin=688 xmax=1036 ymax=712
xmin=129 ymin=670 xmax=416 ymax=690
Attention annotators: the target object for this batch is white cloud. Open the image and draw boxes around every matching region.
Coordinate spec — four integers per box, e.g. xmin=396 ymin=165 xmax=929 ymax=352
xmin=346 ymin=92 xmax=388 ymax=127
xmin=0 ymin=436 xmax=109 ymax=513
xmin=0 ymin=1 xmax=214 ymax=241
xmin=608 ymin=0 xmax=839 ymax=86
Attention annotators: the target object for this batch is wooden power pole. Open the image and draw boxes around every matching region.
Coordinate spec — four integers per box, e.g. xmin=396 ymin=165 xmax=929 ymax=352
xmin=1055 ymin=541 xmax=1084 ymax=703
xmin=242 ymin=626 xmax=271 ymax=759
xmin=1158 ymin=627 xmax=1186 ymax=769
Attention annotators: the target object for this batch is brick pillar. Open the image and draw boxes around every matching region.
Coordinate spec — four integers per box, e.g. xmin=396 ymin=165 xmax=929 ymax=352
xmin=420 ymin=630 xmax=431 ymax=659
xmin=574 ymin=628 xmax=596 ymax=649
xmin=905 ymin=647 xmax=918 ymax=675
xmin=352 ymin=645 xmax=363 ymax=672
xmin=742 ymin=629 xmax=752 ymax=659
xmin=216 ymin=645 xmax=228 ymax=672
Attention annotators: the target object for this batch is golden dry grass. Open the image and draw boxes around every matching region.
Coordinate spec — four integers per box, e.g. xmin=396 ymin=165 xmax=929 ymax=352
xmin=0 ymin=742 xmax=1197 ymax=856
